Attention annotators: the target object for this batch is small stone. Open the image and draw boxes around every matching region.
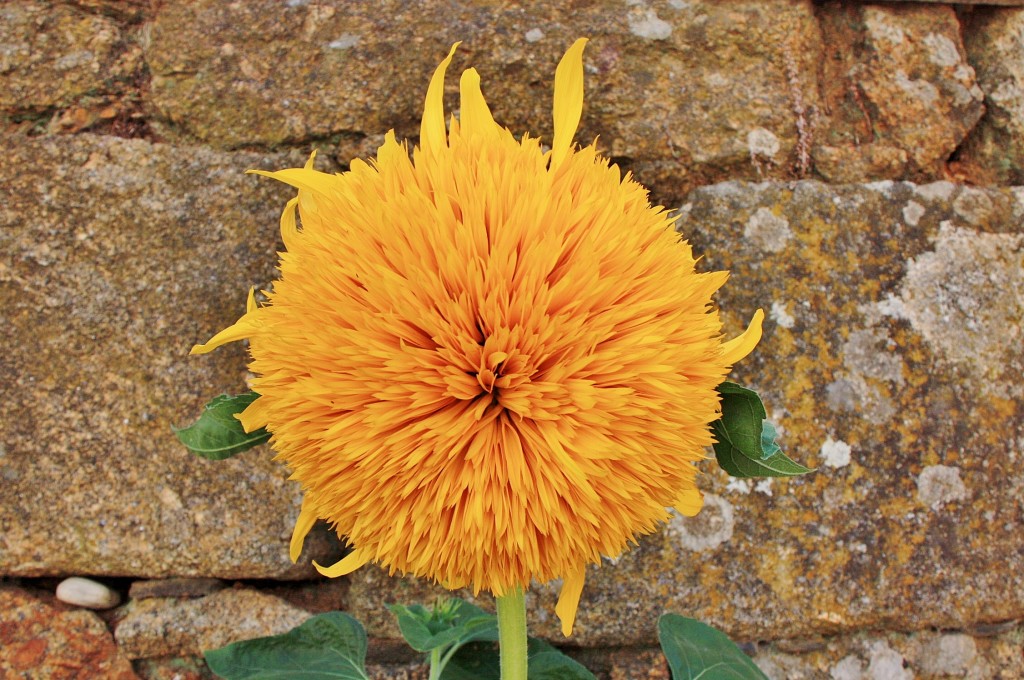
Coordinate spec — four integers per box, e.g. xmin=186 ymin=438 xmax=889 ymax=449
xmin=55 ymin=577 xmax=121 ymax=610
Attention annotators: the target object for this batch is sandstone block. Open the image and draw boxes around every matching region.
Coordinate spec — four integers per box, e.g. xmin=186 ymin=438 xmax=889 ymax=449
xmin=0 ymin=134 xmax=342 ymax=578
xmin=0 ymin=586 xmax=137 ymax=679
xmin=143 ymin=0 xmax=821 ymax=202
xmin=0 ymin=1 xmax=141 ymax=114
xmin=960 ymin=8 xmax=1024 ymax=184
xmin=114 ymin=587 xmax=310 ymax=659
xmin=813 ymin=3 xmax=984 ymax=181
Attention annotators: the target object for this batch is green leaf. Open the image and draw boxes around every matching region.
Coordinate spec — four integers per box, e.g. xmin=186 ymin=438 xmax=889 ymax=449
xmin=711 ymin=382 xmax=813 ymax=478
xmin=388 ymin=599 xmax=497 ymax=653
xmin=442 ymin=638 xmax=596 ymax=680
xmin=204 ymin=612 xmax=369 ymax=680
xmin=174 ymin=392 xmax=270 ymax=460
xmin=658 ymin=614 xmax=768 ymax=680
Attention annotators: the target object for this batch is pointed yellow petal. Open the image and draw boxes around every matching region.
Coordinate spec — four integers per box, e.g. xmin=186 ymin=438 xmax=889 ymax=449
xmin=314 ymin=550 xmax=371 ymax=578
xmin=189 ymin=312 xmax=259 ymax=355
xmin=550 ymin=38 xmax=588 ymax=169
xmin=555 ymin=567 xmax=586 ymax=636
xmin=419 ymin=43 xmax=460 ymax=154
xmin=459 ymin=67 xmax=496 ymax=136
xmin=674 ymin=487 xmax=704 ymax=517
xmin=720 ymin=308 xmax=764 ymax=366
xmin=289 ymin=497 xmax=318 ymax=563
xmin=304 ymin=149 xmax=317 ymax=170
xmin=237 ymin=395 xmax=270 ymax=433
xmin=280 ymin=197 xmax=299 ymax=251
xmin=247 ymin=167 xmax=340 ymax=197
xmin=245 ymin=287 xmax=257 ymax=314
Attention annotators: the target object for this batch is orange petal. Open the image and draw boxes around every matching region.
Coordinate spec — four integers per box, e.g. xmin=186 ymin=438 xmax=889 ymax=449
xmin=674 ymin=487 xmax=704 ymax=517
xmin=550 ymin=38 xmax=588 ymax=169
xmin=289 ymin=496 xmax=318 ymax=563
xmin=720 ymin=308 xmax=764 ymax=366
xmin=190 ymin=290 xmax=260 ymax=355
xmin=314 ymin=550 xmax=371 ymax=578
xmin=459 ymin=67 xmax=497 ymax=137
xmin=554 ymin=566 xmax=586 ymax=636
xmin=419 ymin=43 xmax=460 ymax=154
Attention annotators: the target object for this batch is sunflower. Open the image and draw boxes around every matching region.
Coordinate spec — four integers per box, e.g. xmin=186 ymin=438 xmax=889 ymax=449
xmin=192 ymin=39 xmax=762 ymax=636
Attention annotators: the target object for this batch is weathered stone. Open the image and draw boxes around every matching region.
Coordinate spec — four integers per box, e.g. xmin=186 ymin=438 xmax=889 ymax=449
xmin=0 ymin=133 xmax=343 ymax=578
xmin=0 ymin=586 xmax=137 ymax=679
xmin=347 ymin=181 xmax=1024 ymax=646
xmin=0 ymin=1 xmax=142 ymax=114
xmin=114 ymin=587 xmax=310 ymax=659
xmin=959 ymin=8 xmax=1024 ymax=185
xmin=752 ymin=625 xmax=1024 ymax=679
xmin=129 ymin=578 xmax=226 ymax=601
xmin=133 ymin=656 xmax=216 ymax=680
xmin=813 ymin=3 xmax=984 ymax=181
xmin=144 ymin=0 xmax=821 ymax=200
xmin=56 ymin=576 xmax=122 ymax=609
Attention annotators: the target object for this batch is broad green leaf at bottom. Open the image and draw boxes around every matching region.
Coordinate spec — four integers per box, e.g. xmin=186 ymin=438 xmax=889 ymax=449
xmin=204 ymin=612 xmax=369 ymax=680
xmin=658 ymin=614 xmax=768 ymax=680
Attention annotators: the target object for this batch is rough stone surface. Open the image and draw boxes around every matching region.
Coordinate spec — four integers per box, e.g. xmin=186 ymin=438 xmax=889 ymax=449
xmin=129 ymin=578 xmax=227 ymax=601
xmin=114 ymin=587 xmax=310 ymax=659
xmin=960 ymin=8 xmax=1024 ymax=185
xmin=752 ymin=625 xmax=1024 ymax=679
xmin=0 ymin=133 xmax=342 ymax=578
xmin=813 ymin=3 xmax=985 ymax=181
xmin=0 ymin=1 xmax=142 ymax=113
xmin=143 ymin=0 xmax=822 ymax=200
xmin=347 ymin=181 xmax=1024 ymax=646
xmin=0 ymin=585 xmax=137 ymax=679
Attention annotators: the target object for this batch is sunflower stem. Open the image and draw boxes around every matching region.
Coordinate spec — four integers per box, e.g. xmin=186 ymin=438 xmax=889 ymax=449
xmin=496 ymin=586 xmax=528 ymax=680
xmin=428 ymin=647 xmax=442 ymax=680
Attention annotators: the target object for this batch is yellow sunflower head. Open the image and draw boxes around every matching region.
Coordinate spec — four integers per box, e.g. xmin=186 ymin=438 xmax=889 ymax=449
xmin=192 ymin=39 xmax=762 ymax=636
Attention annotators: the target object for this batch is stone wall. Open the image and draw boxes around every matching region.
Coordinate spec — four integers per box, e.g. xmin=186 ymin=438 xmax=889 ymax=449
xmin=2 ymin=1 xmax=1023 ymax=678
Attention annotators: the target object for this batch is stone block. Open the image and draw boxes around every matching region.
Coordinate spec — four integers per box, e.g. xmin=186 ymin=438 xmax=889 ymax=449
xmin=0 ymin=1 xmax=141 ymax=114
xmin=813 ymin=3 xmax=984 ymax=181
xmin=0 ymin=585 xmax=137 ymax=679
xmin=960 ymin=8 xmax=1024 ymax=184
xmin=143 ymin=0 xmax=821 ymax=201
xmin=0 ymin=134 xmax=342 ymax=578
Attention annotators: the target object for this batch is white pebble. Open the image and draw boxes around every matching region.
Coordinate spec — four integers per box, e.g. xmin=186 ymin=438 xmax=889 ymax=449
xmin=56 ymin=577 xmax=121 ymax=610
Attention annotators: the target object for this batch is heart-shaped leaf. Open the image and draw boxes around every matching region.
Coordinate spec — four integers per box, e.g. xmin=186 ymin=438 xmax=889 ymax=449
xmin=658 ymin=614 xmax=768 ymax=680
xmin=711 ymin=382 xmax=813 ymax=478
xmin=174 ymin=392 xmax=269 ymax=460
xmin=204 ymin=612 xmax=369 ymax=679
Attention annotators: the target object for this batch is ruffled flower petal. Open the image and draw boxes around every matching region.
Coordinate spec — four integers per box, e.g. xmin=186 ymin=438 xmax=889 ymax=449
xmin=189 ymin=289 xmax=259 ymax=355
xmin=720 ymin=308 xmax=765 ymax=366
xmin=554 ymin=567 xmax=586 ymax=637
xmin=313 ymin=550 xmax=371 ymax=578
xmin=289 ymin=496 xmax=318 ymax=563
xmin=419 ymin=42 xmax=460 ymax=154
xmin=674 ymin=487 xmax=704 ymax=517
xmin=550 ymin=38 xmax=588 ymax=169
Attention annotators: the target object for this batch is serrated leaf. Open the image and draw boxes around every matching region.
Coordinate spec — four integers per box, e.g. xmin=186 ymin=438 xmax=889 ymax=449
xmin=388 ymin=600 xmax=497 ymax=653
xmin=174 ymin=392 xmax=270 ymax=460
xmin=204 ymin=612 xmax=369 ymax=680
xmin=711 ymin=382 xmax=813 ymax=478
xmin=658 ymin=614 xmax=768 ymax=680
xmin=442 ymin=637 xmax=596 ymax=680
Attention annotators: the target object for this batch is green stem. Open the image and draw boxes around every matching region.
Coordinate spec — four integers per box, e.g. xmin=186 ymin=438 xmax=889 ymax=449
xmin=496 ymin=586 xmax=528 ymax=680
xmin=428 ymin=647 xmax=442 ymax=680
